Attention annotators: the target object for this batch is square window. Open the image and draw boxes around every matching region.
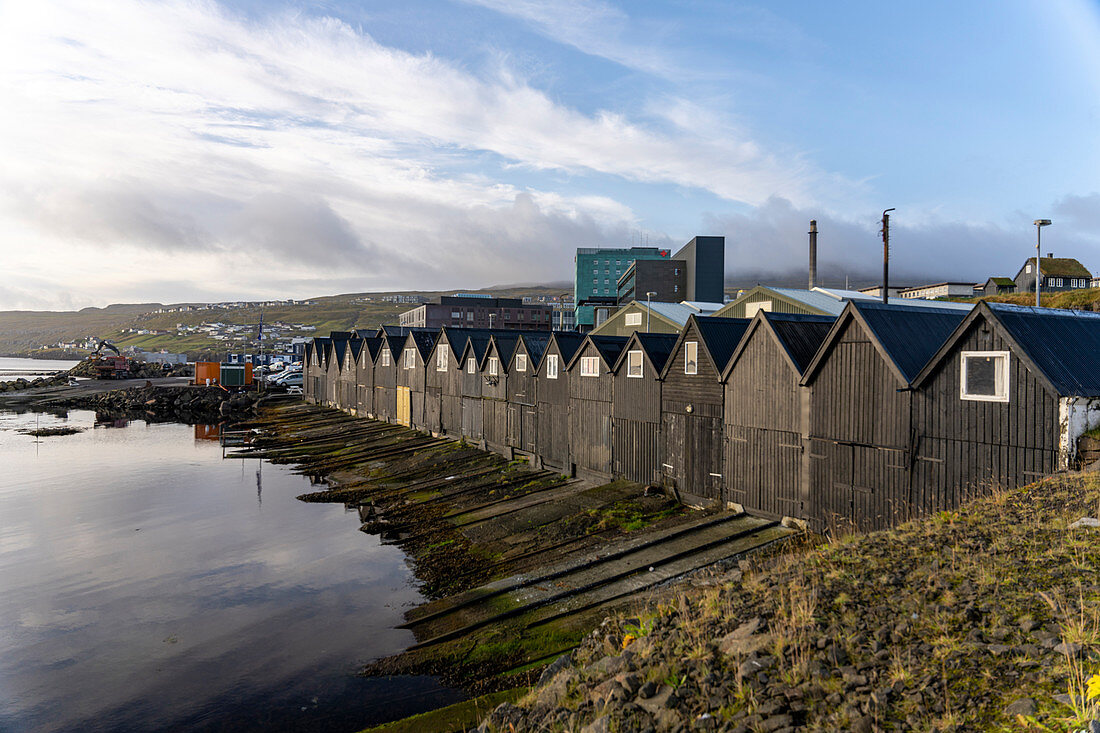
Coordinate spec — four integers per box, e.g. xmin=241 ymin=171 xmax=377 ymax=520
xmin=960 ymin=351 xmax=1010 ymax=402
xmin=627 ymin=350 xmax=643 ymax=378
xmin=684 ymin=341 xmax=698 ymax=375
xmin=625 ymin=312 xmax=642 ymax=326
xmin=516 ymin=353 xmax=527 ymax=372
xmin=581 ymin=356 xmax=599 ymax=377
xmin=546 ymin=354 xmax=559 ymax=379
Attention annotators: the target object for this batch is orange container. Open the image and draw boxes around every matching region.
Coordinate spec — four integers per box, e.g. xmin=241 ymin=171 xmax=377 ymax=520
xmin=244 ymin=362 xmax=253 ymax=385
xmin=194 ymin=362 xmax=220 ymax=385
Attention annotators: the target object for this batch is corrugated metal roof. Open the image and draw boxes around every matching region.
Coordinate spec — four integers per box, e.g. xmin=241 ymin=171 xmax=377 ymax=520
xmin=410 ymin=331 xmax=437 ymax=359
xmin=763 ymin=313 xmax=836 ymax=374
xmin=553 ymin=332 xmax=586 ymax=363
xmin=518 ymin=333 xmax=552 ymax=365
xmin=438 ymin=327 xmax=494 ymax=358
xmin=988 ymin=303 xmax=1100 ymax=397
xmin=693 ymin=316 xmax=751 ymax=372
xmin=646 ymin=301 xmax=723 ymax=325
xmin=464 ymin=335 xmax=492 ymax=362
xmin=488 ymin=333 xmax=523 ymax=367
xmin=852 ymin=301 xmax=968 ymax=382
xmin=634 ymin=333 xmax=679 ymax=373
xmin=587 ymin=335 xmax=630 ymax=368
xmin=817 ymin=287 xmax=974 ymax=312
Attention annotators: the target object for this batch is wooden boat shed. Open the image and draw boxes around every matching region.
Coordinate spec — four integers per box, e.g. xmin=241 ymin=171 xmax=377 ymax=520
xmin=720 ymin=311 xmax=834 ymax=519
xmin=567 ymin=334 xmax=629 ymax=480
xmin=610 ymin=332 xmax=678 ymax=484
xmin=535 ymin=332 xmax=585 ymax=471
xmin=506 ymin=333 xmax=551 ymax=456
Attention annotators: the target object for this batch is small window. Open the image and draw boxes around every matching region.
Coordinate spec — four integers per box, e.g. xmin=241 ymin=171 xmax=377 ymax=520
xmin=380 ymin=350 xmax=391 ymax=367
xmin=404 ymin=348 xmax=416 ymax=369
xmin=960 ymin=351 xmax=1010 ymax=402
xmin=515 ymin=354 xmax=527 ymax=372
xmin=451 ymin=311 xmax=461 ymax=318
xmin=466 ymin=357 xmax=476 ymax=374
xmin=627 ymin=350 xmax=644 ymax=378
xmin=436 ymin=349 xmax=448 ymax=372
xmin=581 ymin=356 xmax=599 ymax=377
xmin=488 ymin=357 xmax=499 ymax=376
xmin=684 ymin=341 xmax=698 ymax=375
xmin=467 ymin=312 xmax=474 ymax=321
xmin=625 ymin=312 xmax=642 ymax=326
xmin=546 ymin=354 xmax=559 ymax=379
xmin=1025 ymin=263 xmax=1032 ymax=274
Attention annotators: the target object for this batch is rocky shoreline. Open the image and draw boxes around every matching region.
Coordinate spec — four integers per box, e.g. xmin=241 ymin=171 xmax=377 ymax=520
xmin=48 ymin=384 xmax=265 ymax=423
xmin=477 ymin=472 xmax=1100 ymax=732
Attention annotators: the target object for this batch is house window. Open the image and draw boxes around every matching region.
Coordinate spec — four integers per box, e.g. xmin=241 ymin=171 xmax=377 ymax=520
xmin=684 ymin=341 xmax=698 ymax=375
xmin=436 ymin=349 xmax=448 ymax=371
xmin=581 ymin=356 xmax=599 ymax=376
xmin=404 ymin=348 xmax=416 ymax=369
xmin=467 ymin=312 xmax=474 ymax=321
xmin=515 ymin=354 xmax=527 ymax=372
xmin=1025 ymin=263 xmax=1032 ymax=274
xmin=380 ymin=350 xmax=391 ymax=367
xmin=466 ymin=357 xmax=476 ymax=374
xmin=625 ymin=312 xmax=642 ymax=326
xmin=546 ymin=354 xmax=559 ymax=379
xmin=488 ymin=357 xmax=499 ymax=376
xmin=960 ymin=351 xmax=1010 ymax=402
xmin=451 ymin=311 xmax=461 ymax=319
xmin=627 ymin=350 xmax=643 ymax=378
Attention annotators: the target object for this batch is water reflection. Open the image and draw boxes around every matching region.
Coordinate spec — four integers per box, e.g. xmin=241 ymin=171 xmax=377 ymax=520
xmin=0 ymin=410 xmax=464 ymax=732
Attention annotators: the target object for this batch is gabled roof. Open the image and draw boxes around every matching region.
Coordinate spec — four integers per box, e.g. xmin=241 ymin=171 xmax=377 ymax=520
xmin=814 ymin=287 xmax=973 ymax=311
xmin=348 ymin=338 xmax=364 ymax=362
xmin=660 ymin=315 xmax=751 ymax=379
xmin=802 ymin=300 xmax=967 ymax=386
xmin=568 ymin=335 xmax=630 ymax=370
xmin=515 ymin=333 xmax=552 ymax=366
xmin=987 ymin=277 xmax=1015 ymax=286
xmin=459 ymin=334 xmax=493 ymax=365
xmin=914 ymin=301 xmax=1100 ymax=397
xmin=354 ymin=329 xmax=376 ymax=339
xmin=723 ymin=312 xmax=835 ymax=379
xmin=646 ymin=301 xmax=724 ymax=325
xmin=537 ymin=332 xmax=585 ymax=372
xmin=436 ymin=327 xmax=492 ymax=359
xmin=611 ymin=332 xmax=679 ymax=374
xmin=310 ymin=337 xmax=331 ymax=365
xmin=1014 ymin=257 xmax=1092 ymax=280
xmin=361 ymin=336 xmax=383 ymax=362
xmin=406 ymin=330 xmax=437 ymax=360
xmin=331 ymin=338 xmax=349 ymax=369
xmin=383 ymin=334 xmax=405 ymax=361
xmin=484 ymin=333 xmax=522 ymax=370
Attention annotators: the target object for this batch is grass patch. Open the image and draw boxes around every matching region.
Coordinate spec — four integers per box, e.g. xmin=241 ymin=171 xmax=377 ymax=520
xmin=359 ymin=687 xmax=526 ymax=733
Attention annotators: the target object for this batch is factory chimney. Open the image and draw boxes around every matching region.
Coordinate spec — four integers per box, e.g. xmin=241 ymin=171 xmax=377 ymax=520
xmin=808 ymin=220 xmax=818 ymax=290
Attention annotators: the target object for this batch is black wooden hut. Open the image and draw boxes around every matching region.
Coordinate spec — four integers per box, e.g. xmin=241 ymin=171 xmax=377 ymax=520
xmin=910 ymin=302 xmax=1100 ymax=513
xmin=659 ymin=316 xmax=751 ymax=506
xmin=720 ymin=312 xmax=834 ymax=519
xmin=800 ymin=300 xmax=968 ymax=532
xmin=610 ymin=332 xmax=677 ymax=484
xmin=305 ymin=338 xmax=329 ymax=404
xmin=534 ymin=332 xmax=585 ymax=472
xmin=373 ymin=335 xmax=403 ymax=423
xmin=481 ymin=333 xmax=523 ymax=455
xmin=396 ymin=330 xmax=437 ymax=428
xmin=337 ymin=338 xmax=362 ymax=411
xmin=326 ymin=338 xmax=349 ymax=407
xmin=355 ymin=337 xmax=382 ymax=417
xmin=566 ymin=335 xmax=629 ymax=480
xmin=458 ymin=334 xmax=493 ymax=440
xmin=506 ymin=333 xmax=551 ymax=456
xmin=428 ymin=328 xmax=482 ymax=436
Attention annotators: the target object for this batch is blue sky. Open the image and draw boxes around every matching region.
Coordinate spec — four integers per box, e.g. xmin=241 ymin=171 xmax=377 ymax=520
xmin=1 ymin=0 xmax=1098 ymax=309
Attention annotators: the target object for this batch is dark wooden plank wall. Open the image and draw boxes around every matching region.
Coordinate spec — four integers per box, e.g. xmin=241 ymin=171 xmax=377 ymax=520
xmin=536 ymin=343 xmax=570 ymax=470
xmin=612 ymin=347 xmax=663 ymax=483
xmin=326 ymin=357 xmax=341 ymax=406
xmin=374 ymin=350 xmax=397 ymax=422
xmin=397 ymin=344 xmax=427 ymax=429
xmin=506 ymin=343 xmax=538 ymax=451
xmin=338 ymin=350 xmax=357 ymax=410
xmin=356 ymin=351 xmax=374 ymax=415
xmin=911 ymin=319 xmax=1059 ymax=516
xmin=482 ymin=343 xmax=509 ymax=450
xmin=568 ymin=342 xmax=614 ymax=477
xmin=661 ymin=323 xmax=724 ymax=503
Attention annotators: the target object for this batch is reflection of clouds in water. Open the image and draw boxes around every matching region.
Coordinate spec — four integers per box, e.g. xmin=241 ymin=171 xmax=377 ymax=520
xmin=0 ymin=417 xmax=430 ymax=732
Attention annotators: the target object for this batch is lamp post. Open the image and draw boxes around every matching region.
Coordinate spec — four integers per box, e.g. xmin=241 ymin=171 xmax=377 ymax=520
xmin=645 ymin=291 xmax=657 ymax=331
xmin=489 ymin=313 xmax=496 ymax=330
xmin=1033 ymin=219 xmax=1052 ymax=307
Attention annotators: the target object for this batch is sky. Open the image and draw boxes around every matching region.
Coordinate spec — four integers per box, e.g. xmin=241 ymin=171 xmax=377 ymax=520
xmin=1 ymin=0 xmax=1099 ymax=310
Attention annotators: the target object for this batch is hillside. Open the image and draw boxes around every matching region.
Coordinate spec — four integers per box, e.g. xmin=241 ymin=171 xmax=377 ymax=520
xmin=483 ymin=471 xmax=1100 ymax=731
xmin=0 ymin=285 xmax=569 ymax=358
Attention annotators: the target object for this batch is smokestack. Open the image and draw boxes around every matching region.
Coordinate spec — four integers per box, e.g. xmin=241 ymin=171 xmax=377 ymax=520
xmin=808 ymin=220 xmax=818 ymax=290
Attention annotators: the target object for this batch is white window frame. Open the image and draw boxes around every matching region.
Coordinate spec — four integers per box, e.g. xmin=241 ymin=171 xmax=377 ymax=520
xmin=515 ymin=353 xmax=527 ymax=372
xmin=404 ymin=348 xmax=416 ymax=369
xmin=436 ymin=349 xmax=448 ymax=372
xmin=684 ymin=341 xmax=698 ymax=375
xmin=580 ymin=356 xmax=599 ymax=377
xmin=466 ymin=357 xmax=476 ymax=374
xmin=960 ymin=350 xmax=1010 ymax=403
xmin=488 ymin=356 xmax=499 ymax=376
xmin=546 ymin=354 xmax=559 ymax=379
xmin=627 ymin=350 xmax=644 ymax=378
xmin=380 ymin=350 xmax=391 ymax=367
xmin=625 ymin=312 xmax=642 ymax=326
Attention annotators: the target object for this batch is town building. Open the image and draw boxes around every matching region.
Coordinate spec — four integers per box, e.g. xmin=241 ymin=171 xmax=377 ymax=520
xmin=857 ymin=285 xmax=911 ymax=298
xmin=716 ymin=286 xmax=972 ymax=319
xmin=399 ymin=295 xmax=553 ymax=330
xmin=898 ymin=282 xmax=978 ymax=299
xmin=574 ymin=246 xmax=672 ymax=330
xmin=616 ymin=259 xmax=686 ymax=305
xmin=1014 ymin=256 xmax=1092 ymax=294
xmin=981 ymin=277 xmax=1016 ymax=296
xmin=590 ymin=300 xmax=725 ymax=337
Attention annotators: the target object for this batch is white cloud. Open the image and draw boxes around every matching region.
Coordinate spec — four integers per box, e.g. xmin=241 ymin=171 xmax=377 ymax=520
xmin=0 ymin=0 xmax=836 ymax=309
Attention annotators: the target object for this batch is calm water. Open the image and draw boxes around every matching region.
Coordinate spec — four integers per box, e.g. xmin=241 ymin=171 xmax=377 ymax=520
xmin=0 ymin=356 xmax=80 ymax=381
xmin=0 ymin=410 xmax=464 ymax=732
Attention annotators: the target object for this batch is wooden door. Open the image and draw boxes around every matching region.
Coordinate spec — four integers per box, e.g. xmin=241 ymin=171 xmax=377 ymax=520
xmin=397 ymin=386 xmax=411 ymax=426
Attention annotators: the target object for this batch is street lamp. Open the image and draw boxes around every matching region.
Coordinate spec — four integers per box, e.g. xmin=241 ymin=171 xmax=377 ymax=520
xmin=645 ymin=291 xmax=657 ymax=331
xmin=1033 ymin=219 xmax=1052 ymax=307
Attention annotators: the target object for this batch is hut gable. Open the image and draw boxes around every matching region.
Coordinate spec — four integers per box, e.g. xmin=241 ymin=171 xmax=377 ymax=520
xmin=568 ymin=336 xmax=627 ymax=402
xmin=661 ymin=316 xmax=750 ymax=416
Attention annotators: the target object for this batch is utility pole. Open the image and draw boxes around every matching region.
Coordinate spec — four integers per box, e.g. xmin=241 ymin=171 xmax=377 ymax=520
xmin=646 ymin=291 xmax=656 ymax=331
xmin=1034 ymin=219 xmax=1052 ymax=307
xmin=880 ymin=209 xmax=895 ymax=303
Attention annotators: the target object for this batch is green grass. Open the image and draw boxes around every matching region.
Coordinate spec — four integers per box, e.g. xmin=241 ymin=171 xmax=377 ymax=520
xmin=359 ymin=687 xmax=526 ymax=733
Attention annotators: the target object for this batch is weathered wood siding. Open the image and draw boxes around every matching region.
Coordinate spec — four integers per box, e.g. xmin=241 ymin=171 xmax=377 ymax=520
xmin=397 ymin=343 xmax=427 ymax=430
xmin=568 ymin=342 xmax=614 ymax=478
xmin=661 ymin=322 xmax=724 ymax=503
xmin=355 ymin=348 xmax=374 ymax=416
xmin=723 ymin=331 xmax=804 ymax=518
xmin=337 ymin=350 xmax=357 ymax=410
xmin=536 ymin=343 xmax=570 ymax=470
xmin=506 ymin=343 xmax=538 ymax=451
xmin=912 ymin=318 xmax=1059 ymax=515
xmin=481 ymin=343 xmax=509 ymax=451
xmin=612 ymin=349 xmax=663 ymax=483
xmin=373 ymin=350 xmax=397 ymax=422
